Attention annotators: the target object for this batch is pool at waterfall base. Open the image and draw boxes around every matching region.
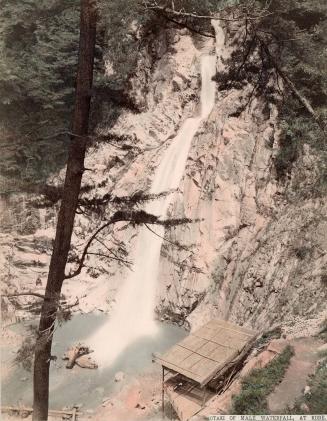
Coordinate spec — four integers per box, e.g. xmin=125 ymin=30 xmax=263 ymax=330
xmin=1 ymin=314 xmax=186 ymax=411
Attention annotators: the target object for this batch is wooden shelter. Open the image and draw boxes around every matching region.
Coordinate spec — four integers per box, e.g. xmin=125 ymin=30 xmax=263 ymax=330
xmin=155 ymin=319 xmax=257 ymax=421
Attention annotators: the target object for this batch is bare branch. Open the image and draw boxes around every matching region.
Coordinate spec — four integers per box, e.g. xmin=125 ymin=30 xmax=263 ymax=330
xmin=144 ymin=223 xmax=193 ymax=253
xmin=87 ymin=251 xmax=132 ymax=267
xmin=94 ymin=237 xmax=132 ymax=266
xmin=156 ymin=11 xmax=214 ymax=38
xmin=142 ymin=1 xmax=273 ymax=22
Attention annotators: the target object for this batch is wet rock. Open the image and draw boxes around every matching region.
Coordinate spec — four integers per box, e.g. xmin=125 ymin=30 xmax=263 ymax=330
xmin=114 ymin=371 xmax=125 ymax=382
xmin=63 ymin=344 xmax=94 ymax=369
xmin=75 ymin=354 xmax=98 ymax=369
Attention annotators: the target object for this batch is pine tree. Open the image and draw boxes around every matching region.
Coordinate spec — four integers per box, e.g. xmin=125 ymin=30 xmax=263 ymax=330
xmin=0 ymin=0 xmax=80 ymax=189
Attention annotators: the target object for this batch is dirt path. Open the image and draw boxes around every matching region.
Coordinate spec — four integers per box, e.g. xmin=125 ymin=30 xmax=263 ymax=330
xmin=268 ymin=337 xmax=323 ymax=413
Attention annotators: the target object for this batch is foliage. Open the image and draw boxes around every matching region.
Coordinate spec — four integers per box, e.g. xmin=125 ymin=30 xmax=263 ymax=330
xmin=14 ymin=325 xmax=38 ymax=371
xmin=231 ymin=345 xmax=294 ymax=414
xmin=255 ymin=327 xmax=282 ymax=348
xmin=319 ymin=318 xmax=327 ymax=342
xmin=1 ymin=0 xmax=326 ymax=195
xmin=213 ymin=0 xmax=326 ymax=191
xmin=0 ymin=0 xmax=80 ymax=188
xmin=257 ymin=0 xmax=327 ymax=188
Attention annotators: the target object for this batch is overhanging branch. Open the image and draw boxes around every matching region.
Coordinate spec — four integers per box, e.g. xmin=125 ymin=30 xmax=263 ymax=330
xmin=64 ymin=210 xmax=192 ymax=280
xmin=142 ymin=1 xmax=273 ymax=22
xmin=259 ymin=39 xmax=326 ymax=135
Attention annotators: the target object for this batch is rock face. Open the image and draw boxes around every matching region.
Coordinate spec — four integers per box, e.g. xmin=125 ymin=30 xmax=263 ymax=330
xmin=1 ymin=21 xmax=326 ymax=336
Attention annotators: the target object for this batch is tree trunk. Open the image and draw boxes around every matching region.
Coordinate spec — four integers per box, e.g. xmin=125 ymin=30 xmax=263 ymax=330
xmin=32 ymin=1 xmax=97 ymax=420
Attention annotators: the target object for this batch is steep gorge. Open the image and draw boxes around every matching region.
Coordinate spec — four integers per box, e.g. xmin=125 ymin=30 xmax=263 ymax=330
xmin=1 ymin=18 xmax=326 ymax=341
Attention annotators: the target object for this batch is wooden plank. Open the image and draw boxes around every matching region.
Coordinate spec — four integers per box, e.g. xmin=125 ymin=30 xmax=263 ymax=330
xmin=190 ymin=356 xmax=218 ymax=378
xmin=210 ymin=345 xmax=235 ymax=362
xmin=163 ymin=345 xmax=193 ymax=365
xmin=209 ymin=319 xmax=256 ymax=336
xmin=156 ymin=358 xmax=203 ymax=383
xmin=178 ymin=334 xmax=205 ymax=351
xmin=179 ymin=352 xmax=202 ymax=370
xmin=212 ymin=331 xmax=249 ymax=349
xmin=0 ymin=406 xmax=78 ymax=416
xmin=156 ymin=319 xmax=258 ymax=387
xmin=178 ymin=342 xmax=221 ymax=364
xmin=193 ymin=326 xmax=219 ymax=341
xmin=196 ymin=341 xmax=220 ymax=359
xmin=202 ymin=342 xmax=234 ymax=362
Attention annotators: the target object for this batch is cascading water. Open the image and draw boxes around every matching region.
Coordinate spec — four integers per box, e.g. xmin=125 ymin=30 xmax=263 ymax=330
xmin=87 ymin=54 xmax=217 ymax=367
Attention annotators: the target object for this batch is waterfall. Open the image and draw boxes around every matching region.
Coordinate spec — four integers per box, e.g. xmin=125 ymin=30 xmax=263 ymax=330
xmin=87 ymin=54 xmax=217 ymax=367
xmin=39 ymin=208 xmax=46 ymax=230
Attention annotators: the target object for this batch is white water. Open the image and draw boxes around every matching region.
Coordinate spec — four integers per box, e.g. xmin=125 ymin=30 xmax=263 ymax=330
xmin=88 ymin=54 xmax=217 ymax=367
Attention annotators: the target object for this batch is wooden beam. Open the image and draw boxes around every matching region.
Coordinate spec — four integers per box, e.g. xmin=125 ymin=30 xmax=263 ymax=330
xmin=162 ymin=366 xmax=165 ymax=419
xmin=1 ymin=406 xmax=80 ymax=417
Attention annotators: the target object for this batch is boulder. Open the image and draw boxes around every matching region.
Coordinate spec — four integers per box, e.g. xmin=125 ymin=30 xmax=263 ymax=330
xmin=63 ymin=343 xmax=95 ymax=369
xmin=114 ymin=371 xmax=125 ymax=382
xmin=75 ymin=354 xmax=98 ymax=369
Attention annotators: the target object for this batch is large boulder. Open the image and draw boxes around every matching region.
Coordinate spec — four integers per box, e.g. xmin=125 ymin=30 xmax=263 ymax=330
xmin=62 ymin=343 xmax=97 ymax=369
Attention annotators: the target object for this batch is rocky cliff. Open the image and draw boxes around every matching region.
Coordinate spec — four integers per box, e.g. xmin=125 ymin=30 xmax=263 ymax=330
xmin=1 ymin=19 xmax=326 ymax=337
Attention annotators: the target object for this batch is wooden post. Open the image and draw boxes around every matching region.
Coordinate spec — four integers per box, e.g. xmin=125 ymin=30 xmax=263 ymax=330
xmin=162 ymin=366 xmax=165 ymax=419
xmin=202 ymin=387 xmax=206 ymax=408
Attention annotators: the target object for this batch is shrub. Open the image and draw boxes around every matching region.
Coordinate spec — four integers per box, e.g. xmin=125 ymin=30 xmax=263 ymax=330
xmin=231 ymin=345 xmax=294 ymax=414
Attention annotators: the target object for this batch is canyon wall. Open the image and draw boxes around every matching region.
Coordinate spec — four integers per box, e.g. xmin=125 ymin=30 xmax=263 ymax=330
xmin=1 ymin=21 xmax=326 ymax=336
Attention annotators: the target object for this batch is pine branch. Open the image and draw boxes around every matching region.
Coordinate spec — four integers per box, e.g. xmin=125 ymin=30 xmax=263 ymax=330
xmin=142 ymin=1 xmax=273 ymax=22
xmin=64 ymin=210 xmax=191 ymax=279
xmin=259 ymin=39 xmax=326 ymax=135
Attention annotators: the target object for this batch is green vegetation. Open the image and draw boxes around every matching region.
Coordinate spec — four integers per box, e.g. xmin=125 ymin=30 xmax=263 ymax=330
xmin=255 ymin=327 xmax=282 ymax=348
xmin=319 ymin=318 xmax=327 ymax=342
xmin=14 ymin=325 xmax=37 ymax=371
xmin=289 ymin=356 xmax=327 ymax=414
xmin=0 ymin=0 xmax=81 ymax=188
xmin=258 ymin=0 xmax=327 ymax=191
xmin=1 ymin=0 xmax=326 ymax=194
xmin=0 ymin=0 xmax=237 ymax=192
xmin=231 ymin=345 xmax=294 ymax=414
xmin=215 ymin=0 xmax=326 ymax=192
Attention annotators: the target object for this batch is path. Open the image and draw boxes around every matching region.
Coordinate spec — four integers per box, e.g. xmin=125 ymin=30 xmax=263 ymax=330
xmin=268 ymin=337 xmax=323 ymax=412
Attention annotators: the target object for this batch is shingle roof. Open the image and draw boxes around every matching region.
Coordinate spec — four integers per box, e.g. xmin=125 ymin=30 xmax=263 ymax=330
xmin=156 ymin=319 xmax=257 ymax=386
